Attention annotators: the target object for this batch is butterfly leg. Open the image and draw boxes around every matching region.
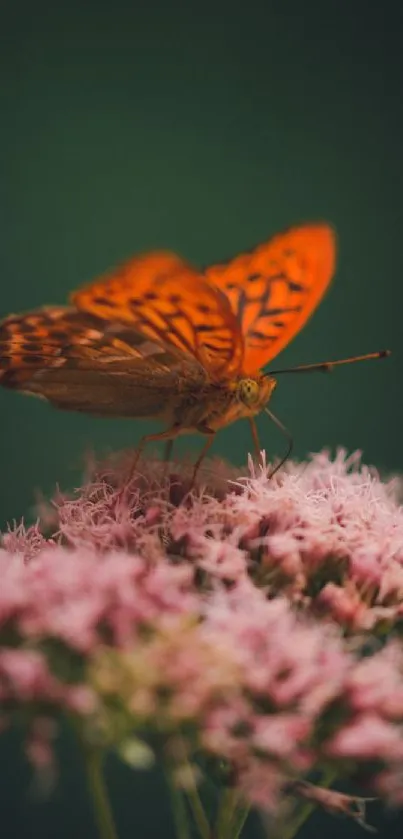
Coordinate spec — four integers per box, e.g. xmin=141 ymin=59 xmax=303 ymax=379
xmin=248 ymin=417 xmax=261 ymax=460
xmin=189 ymin=431 xmax=216 ymax=488
xmin=129 ymin=425 xmax=182 ymax=478
xmin=164 ymin=439 xmax=175 ymax=464
xmin=161 ymin=438 xmax=176 ymax=481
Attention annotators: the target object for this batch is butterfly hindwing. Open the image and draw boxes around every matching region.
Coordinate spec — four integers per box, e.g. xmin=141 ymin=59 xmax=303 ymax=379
xmin=0 ymin=307 xmax=206 ymax=418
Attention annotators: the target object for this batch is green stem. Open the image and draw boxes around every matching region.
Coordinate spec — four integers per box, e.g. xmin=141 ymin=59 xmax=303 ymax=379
xmin=214 ymin=789 xmax=234 ymax=839
xmin=84 ymin=747 xmax=119 ymax=839
xmin=185 ymin=781 xmax=210 ymax=839
xmin=281 ymin=799 xmax=315 ymax=839
xmin=165 ymin=770 xmax=191 ymax=839
xmin=231 ymin=804 xmax=250 ymax=839
xmin=219 ymin=792 xmax=250 ymax=839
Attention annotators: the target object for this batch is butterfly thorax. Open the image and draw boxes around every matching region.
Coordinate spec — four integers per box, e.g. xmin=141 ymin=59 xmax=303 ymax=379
xmin=176 ymin=373 xmax=277 ymax=433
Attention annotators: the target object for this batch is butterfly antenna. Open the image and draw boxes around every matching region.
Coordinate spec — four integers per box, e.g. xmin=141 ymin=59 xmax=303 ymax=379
xmin=268 ymin=349 xmax=390 ymax=375
xmin=264 ymin=407 xmax=294 ymax=478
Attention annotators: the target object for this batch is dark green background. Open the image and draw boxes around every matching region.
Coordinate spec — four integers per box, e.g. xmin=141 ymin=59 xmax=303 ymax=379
xmin=2 ymin=0 xmax=403 ymax=527
xmin=1 ymin=1 xmax=403 ymax=837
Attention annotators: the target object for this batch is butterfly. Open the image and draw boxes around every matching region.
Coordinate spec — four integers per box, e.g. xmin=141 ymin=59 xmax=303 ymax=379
xmin=0 ymin=223 xmax=388 ymax=481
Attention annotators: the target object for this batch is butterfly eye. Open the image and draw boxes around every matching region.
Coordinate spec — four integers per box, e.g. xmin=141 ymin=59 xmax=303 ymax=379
xmin=237 ymin=378 xmax=261 ymax=407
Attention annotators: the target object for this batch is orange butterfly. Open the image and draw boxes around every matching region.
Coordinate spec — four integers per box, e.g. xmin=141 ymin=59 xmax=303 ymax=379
xmin=0 ymin=223 xmax=388 ymax=480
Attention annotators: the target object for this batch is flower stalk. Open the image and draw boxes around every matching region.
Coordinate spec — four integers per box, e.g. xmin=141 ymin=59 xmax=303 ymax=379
xmin=83 ymin=746 xmax=118 ymax=839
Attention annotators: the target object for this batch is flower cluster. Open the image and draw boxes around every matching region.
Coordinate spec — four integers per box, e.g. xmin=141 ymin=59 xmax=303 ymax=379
xmin=1 ymin=449 xmax=403 ymax=819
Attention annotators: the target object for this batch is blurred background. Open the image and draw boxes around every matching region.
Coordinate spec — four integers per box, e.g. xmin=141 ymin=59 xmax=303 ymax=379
xmin=1 ymin=0 xmax=403 ymax=836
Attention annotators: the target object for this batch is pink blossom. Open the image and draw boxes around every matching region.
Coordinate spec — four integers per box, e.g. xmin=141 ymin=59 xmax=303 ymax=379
xmin=326 ymin=713 xmax=403 ymax=761
xmin=2 ymin=520 xmax=53 ymax=562
xmin=315 ymin=582 xmax=371 ymax=629
xmin=0 ymin=546 xmax=197 ymax=652
xmin=0 ymin=649 xmax=60 ymax=702
xmin=1 ymin=447 xmax=403 ymax=818
xmin=191 ymin=536 xmax=248 ymax=580
xmin=341 ymin=643 xmax=403 ymax=718
xmin=202 ymin=586 xmax=348 ymax=714
xmin=251 ymin=714 xmax=311 ymax=759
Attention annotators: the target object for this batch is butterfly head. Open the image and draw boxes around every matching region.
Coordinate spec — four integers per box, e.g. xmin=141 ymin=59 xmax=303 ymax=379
xmin=235 ymin=375 xmax=277 ymax=414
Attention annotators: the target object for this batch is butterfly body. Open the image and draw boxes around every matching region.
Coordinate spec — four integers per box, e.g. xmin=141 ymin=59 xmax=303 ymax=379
xmin=169 ymin=373 xmax=278 ymax=436
xmin=0 ymin=223 xmax=338 ymax=466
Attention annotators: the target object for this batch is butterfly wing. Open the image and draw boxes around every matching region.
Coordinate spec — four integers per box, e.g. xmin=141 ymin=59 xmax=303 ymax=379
xmin=0 ymin=307 xmax=205 ymax=419
xmin=72 ymin=252 xmax=244 ymax=378
xmin=205 ymin=223 xmax=336 ymax=374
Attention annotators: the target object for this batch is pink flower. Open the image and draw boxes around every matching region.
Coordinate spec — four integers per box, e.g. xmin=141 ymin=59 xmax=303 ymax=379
xmin=0 ymin=649 xmax=60 ymax=702
xmin=1 ymin=446 xmax=403 ymax=818
xmin=2 ymin=521 xmax=52 ymax=562
xmin=326 ymin=714 xmax=403 ymax=761
xmin=316 ymin=582 xmax=371 ymax=629
xmin=0 ymin=546 xmax=197 ymax=653
xmin=342 ymin=643 xmax=403 ymax=718
xmin=251 ymin=714 xmax=311 ymax=759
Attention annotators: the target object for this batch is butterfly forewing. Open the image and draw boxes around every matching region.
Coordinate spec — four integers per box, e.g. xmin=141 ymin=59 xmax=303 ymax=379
xmin=72 ymin=252 xmax=244 ymax=377
xmin=205 ymin=224 xmax=336 ymax=374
